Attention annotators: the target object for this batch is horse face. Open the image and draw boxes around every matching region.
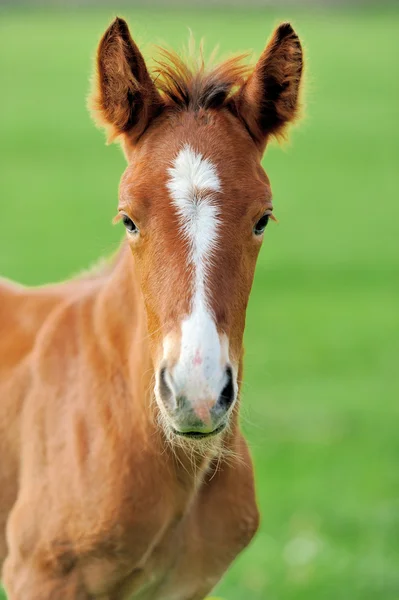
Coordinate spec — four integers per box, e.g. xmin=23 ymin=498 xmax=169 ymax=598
xmin=92 ymin=18 xmax=303 ymax=439
xmin=118 ymin=113 xmax=272 ymax=437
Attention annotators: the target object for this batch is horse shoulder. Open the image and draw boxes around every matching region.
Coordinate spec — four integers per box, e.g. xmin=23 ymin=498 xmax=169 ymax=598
xmin=7 ymin=284 xmax=161 ymax=553
xmin=0 ymin=278 xmax=82 ymax=568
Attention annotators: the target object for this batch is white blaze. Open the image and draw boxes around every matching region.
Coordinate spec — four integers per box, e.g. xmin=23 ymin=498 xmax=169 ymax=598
xmin=166 ymin=144 xmax=228 ymax=401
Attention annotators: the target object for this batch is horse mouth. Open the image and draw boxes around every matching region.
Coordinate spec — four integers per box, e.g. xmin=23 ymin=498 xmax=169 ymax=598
xmin=172 ymin=423 xmax=226 ymax=440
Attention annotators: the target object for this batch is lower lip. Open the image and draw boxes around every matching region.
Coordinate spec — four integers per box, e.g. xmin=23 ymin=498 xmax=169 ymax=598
xmin=172 ymin=423 xmax=226 ymax=440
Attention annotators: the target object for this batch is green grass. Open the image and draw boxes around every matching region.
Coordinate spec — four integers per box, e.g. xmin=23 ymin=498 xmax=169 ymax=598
xmin=1 ymin=6 xmax=398 ymax=600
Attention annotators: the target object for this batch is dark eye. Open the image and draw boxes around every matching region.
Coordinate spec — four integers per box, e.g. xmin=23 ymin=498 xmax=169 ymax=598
xmin=253 ymin=213 xmax=270 ymax=236
xmin=122 ymin=214 xmax=138 ymax=234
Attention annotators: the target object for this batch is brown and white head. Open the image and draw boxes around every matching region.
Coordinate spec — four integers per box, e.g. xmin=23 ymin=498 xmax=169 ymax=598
xmin=91 ymin=18 xmax=303 ymax=441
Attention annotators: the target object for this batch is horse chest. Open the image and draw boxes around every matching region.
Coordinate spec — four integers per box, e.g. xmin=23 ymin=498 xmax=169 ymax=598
xmin=81 ymin=504 xmax=204 ymax=600
xmin=121 ymin=524 xmax=195 ymax=600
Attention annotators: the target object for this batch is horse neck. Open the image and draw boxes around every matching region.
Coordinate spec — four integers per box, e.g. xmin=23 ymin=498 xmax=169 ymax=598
xmin=93 ymin=241 xmax=241 ymax=480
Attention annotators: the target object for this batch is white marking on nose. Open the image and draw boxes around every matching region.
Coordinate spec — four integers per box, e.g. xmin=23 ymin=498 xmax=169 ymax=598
xmin=166 ymin=145 xmax=227 ymax=402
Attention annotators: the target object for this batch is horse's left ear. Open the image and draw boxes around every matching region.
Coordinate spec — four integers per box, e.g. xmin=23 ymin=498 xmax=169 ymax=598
xmin=235 ymin=23 xmax=304 ymax=149
xmin=90 ymin=17 xmax=163 ymax=144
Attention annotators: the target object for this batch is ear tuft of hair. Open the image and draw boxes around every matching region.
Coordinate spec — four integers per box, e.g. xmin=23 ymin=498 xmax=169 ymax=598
xmin=274 ymin=21 xmax=296 ymax=42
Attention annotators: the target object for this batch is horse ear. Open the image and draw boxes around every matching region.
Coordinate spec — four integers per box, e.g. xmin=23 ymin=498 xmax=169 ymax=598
xmin=91 ymin=17 xmax=163 ymax=143
xmin=235 ymin=23 xmax=303 ymax=149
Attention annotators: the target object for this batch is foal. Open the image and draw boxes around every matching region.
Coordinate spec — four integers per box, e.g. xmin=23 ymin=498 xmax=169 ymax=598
xmin=0 ymin=18 xmax=303 ymax=599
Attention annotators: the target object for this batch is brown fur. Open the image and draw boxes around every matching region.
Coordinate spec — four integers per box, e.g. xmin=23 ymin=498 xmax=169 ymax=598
xmin=236 ymin=22 xmax=303 ymax=147
xmin=1 ymin=17 xmax=303 ymax=599
xmin=154 ymin=48 xmax=250 ymax=110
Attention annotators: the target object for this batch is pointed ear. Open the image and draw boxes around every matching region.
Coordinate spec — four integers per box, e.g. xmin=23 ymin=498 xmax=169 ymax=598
xmin=90 ymin=17 xmax=163 ymax=143
xmin=235 ymin=23 xmax=303 ymax=149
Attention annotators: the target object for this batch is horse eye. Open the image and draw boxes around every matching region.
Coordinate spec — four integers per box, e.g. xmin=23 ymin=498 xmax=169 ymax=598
xmin=122 ymin=214 xmax=138 ymax=234
xmin=253 ymin=214 xmax=270 ymax=236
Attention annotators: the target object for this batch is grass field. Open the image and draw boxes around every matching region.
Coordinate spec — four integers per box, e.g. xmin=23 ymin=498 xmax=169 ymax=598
xmin=1 ymin=5 xmax=399 ymax=599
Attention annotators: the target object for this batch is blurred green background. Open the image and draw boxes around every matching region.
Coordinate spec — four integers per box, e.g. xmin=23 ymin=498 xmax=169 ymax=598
xmin=1 ymin=4 xmax=399 ymax=600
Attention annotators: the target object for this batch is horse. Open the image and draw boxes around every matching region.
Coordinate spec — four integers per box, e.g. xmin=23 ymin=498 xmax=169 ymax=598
xmin=0 ymin=17 xmax=303 ymax=599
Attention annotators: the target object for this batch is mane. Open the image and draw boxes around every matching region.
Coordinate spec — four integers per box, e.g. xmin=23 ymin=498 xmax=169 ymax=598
xmin=152 ymin=47 xmax=251 ymax=111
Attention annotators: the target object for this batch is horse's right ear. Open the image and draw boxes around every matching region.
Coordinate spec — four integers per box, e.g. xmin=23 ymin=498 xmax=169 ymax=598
xmin=90 ymin=18 xmax=163 ymax=143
